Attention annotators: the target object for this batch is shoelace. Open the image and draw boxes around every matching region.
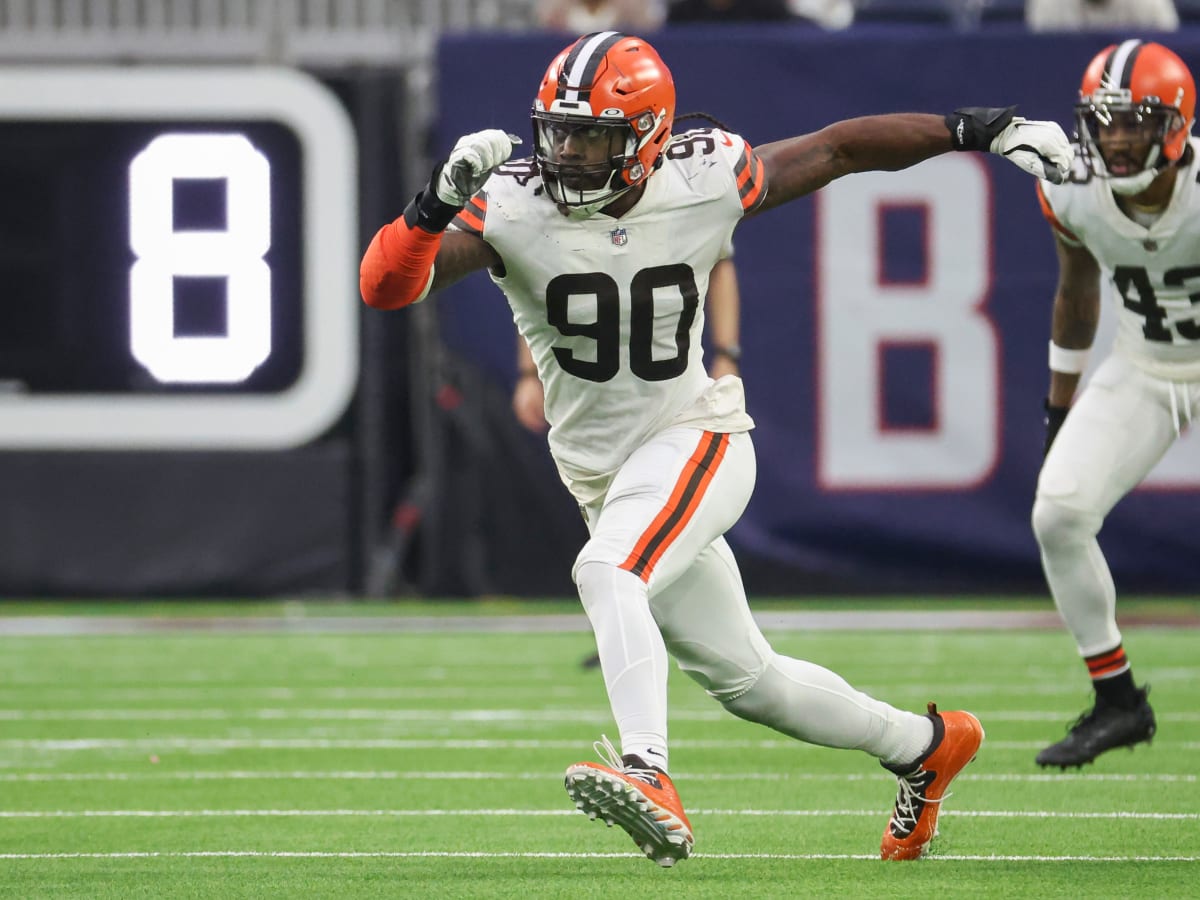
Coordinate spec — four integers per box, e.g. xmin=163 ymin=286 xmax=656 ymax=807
xmin=594 ymin=734 xmax=661 ymax=787
xmin=1065 ymin=693 xmax=1141 ymax=735
xmin=1068 ymin=706 xmax=1102 ymax=734
xmin=890 ymin=770 xmax=948 ymax=836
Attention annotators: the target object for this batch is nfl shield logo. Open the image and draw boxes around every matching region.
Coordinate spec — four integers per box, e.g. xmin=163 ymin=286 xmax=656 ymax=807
xmin=610 ymin=227 xmax=628 ymax=246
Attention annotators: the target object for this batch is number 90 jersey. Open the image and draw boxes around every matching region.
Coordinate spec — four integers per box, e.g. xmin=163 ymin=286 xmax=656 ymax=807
xmin=451 ymin=127 xmax=763 ymax=504
xmin=1037 ymin=138 xmax=1200 ymax=381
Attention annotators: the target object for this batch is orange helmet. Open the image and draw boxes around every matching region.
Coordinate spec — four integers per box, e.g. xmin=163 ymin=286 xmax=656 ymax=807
xmin=532 ymin=32 xmax=675 ymax=215
xmin=1076 ymin=40 xmax=1196 ymax=194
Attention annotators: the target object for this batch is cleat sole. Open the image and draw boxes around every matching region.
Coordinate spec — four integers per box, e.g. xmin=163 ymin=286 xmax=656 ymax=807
xmin=564 ymin=766 xmax=693 ymax=865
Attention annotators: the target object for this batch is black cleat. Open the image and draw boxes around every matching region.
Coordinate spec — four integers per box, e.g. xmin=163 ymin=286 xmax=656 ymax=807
xmin=1036 ymin=686 xmax=1156 ymax=769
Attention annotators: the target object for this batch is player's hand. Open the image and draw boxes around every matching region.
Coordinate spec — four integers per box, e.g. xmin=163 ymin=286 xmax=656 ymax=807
xmin=436 ymin=130 xmax=522 ymax=207
xmin=990 ymin=117 xmax=1072 ymax=185
xmin=512 ymin=373 xmax=548 ymax=434
xmin=1043 ymin=399 xmax=1069 ymax=457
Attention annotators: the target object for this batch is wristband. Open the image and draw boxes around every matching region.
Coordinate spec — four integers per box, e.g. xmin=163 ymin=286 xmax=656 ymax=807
xmin=403 ymin=162 xmax=463 ymax=234
xmin=1048 ymin=340 xmax=1090 ymax=374
xmin=1043 ymin=398 xmax=1069 ymax=457
xmin=518 ymin=369 xmax=539 ymax=380
xmin=712 ymin=344 xmax=742 ymax=363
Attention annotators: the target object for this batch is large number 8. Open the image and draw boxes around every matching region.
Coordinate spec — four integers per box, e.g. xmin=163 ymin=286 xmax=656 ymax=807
xmin=129 ymin=133 xmax=271 ymax=383
xmin=545 ymin=264 xmax=699 ymax=382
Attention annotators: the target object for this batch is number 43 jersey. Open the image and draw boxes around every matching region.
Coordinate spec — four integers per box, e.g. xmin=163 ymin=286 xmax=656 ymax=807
xmin=452 ymin=128 xmax=762 ymax=504
xmin=1037 ymin=138 xmax=1200 ymax=381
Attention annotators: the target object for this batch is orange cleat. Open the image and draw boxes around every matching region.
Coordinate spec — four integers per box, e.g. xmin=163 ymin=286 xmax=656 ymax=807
xmin=564 ymin=735 xmax=694 ymax=867
xmin=880 ymin=703 xmax=984 ymax=860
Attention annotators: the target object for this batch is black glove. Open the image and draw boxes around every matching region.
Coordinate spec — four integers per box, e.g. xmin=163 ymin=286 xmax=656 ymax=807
xmin=1043 ymin=398 xmax=1069 ymax=458
xmin=945 ymin=106 xmax=1017 ymax=151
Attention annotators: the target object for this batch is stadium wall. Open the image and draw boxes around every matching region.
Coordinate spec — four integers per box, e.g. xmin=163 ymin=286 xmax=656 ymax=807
xmin=429 ymin=26 xmax=1200 ymax=596
xmin=4 ymin=25 xmax=1199 ymax=598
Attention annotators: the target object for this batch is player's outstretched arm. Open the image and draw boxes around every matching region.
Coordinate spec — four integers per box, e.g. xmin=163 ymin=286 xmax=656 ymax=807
xmin=360 ymin=129 xmax=516 ymax=309
xmin=752 ymin=108 xmax=1070 ymax=215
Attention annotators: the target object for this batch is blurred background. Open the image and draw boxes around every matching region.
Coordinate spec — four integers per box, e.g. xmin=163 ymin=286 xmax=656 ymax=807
xmin=2 ymin=0 xmax=1198 ymax=601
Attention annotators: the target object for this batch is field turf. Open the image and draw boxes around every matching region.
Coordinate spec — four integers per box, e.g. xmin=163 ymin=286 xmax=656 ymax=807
xmin=0 ymin=599 xmax=1196 ymax=898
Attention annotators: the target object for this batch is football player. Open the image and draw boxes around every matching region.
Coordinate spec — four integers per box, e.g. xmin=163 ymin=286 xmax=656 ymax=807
xmin=361 ymin=31 xmax=1071 ymax=864
xmin=1032 ymin=39 xmax=1198 ymax=769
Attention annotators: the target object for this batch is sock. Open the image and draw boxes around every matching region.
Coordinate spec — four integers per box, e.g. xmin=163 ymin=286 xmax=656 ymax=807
xmin=1088 ymin=645 xmax=1139 ymax=709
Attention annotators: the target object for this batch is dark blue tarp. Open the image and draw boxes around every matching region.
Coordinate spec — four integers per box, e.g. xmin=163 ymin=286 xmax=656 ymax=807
xmin=432 ymin=26 xmax=1200 ymax=592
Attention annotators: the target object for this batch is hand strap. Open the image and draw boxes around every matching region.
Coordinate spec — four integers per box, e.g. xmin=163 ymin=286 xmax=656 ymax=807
xmin=945 ymin=106 xmax=1016 ymax=151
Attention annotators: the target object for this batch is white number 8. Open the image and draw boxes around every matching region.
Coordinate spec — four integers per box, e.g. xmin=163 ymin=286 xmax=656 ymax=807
xmin=129 ymin=133 xmax=271 ymax=383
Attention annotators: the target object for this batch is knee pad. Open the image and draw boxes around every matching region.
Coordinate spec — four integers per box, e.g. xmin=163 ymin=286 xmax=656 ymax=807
xmin=718 ymin=654 xmax=782 ymax=723
xmin=1032 ymin=494 xmax=1099 ymax=553
xmin=572 ymin=538 xmax=622 ymax=586
xmin=672 ymin=642 xmax=765 ymax=704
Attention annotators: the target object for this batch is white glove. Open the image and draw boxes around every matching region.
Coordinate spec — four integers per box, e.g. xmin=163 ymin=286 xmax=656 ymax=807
xmin=989 ymin=117 xmax=1072 ymax=185
xmin=435 ymin=129 xmax=522 ymax=206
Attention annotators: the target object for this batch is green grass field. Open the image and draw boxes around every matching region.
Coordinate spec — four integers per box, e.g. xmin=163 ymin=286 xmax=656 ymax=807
xmin=0 ymin=600 xmax=1196 ymax=898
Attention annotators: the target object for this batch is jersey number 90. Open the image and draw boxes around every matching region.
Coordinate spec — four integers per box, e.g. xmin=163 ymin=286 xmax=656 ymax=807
xmin=545 ymin=264 xmax=700 ymax=382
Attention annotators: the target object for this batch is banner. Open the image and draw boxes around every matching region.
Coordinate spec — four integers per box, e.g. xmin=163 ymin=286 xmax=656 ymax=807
xmin=433 ymin=27 xmax=1200 ymax=592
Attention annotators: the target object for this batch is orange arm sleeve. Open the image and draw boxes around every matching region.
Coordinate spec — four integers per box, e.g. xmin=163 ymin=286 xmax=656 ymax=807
xmin=359 ymin=217 xmax=443 ymax=310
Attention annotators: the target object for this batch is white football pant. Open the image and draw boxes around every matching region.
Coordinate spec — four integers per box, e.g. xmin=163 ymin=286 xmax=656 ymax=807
xmin=573 ymin=426 xmax=931 ymax=771
xmin=1033 ymin=354 xmax=1200 ymax=656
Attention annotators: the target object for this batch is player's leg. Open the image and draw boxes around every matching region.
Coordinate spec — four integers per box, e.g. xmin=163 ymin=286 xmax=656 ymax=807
xmin=565 ymin=427 xmax=752 ymax=865
xmin=650 ymin=534 xmax=981 ymax=860
xmin=1031 ymin=356 xmax=1174 ymax=767
xmin=650 ymin=538 xmax=926 ymax=758
xmin=573 ymin=428 xmax=751 ymax=769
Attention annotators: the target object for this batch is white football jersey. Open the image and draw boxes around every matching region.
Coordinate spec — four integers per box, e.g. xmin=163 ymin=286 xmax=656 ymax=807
xmin=451 ymin=128 xmax=761 ymax=503
xmin=1038 ymin=138 xmax=1200 ymax=380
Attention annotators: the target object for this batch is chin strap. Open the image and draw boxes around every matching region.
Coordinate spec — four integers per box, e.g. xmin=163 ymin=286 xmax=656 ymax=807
xmin=1107 ymin=167 xmax=1162 ymax=195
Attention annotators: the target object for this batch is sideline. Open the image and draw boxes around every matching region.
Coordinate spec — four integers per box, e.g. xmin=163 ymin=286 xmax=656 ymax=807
xmin=1 ymin=607 xmax=1198 ymax=636
xmin=0 ymin=609 xmax=1079 ymax=636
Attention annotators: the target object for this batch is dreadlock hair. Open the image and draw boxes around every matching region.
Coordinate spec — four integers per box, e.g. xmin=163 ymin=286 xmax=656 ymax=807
xmin=675 ymin=111 xmax=732 ymax=132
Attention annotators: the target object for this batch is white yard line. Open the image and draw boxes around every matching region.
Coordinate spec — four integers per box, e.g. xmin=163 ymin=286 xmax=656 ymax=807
xmin=0 ymin=708 xmax=633 ymax=722
xmin=0 ymin=809 xmax=1195 ymax=820
xmin=0 ymin=770 xmax=1194 ymax=783
xmin=0 ymin=676 xmax=1195 ymax=701
xmin=0 ymin=850 xmax=1195 ymax=862
xmin=0 ymin=707 xmax=1198 ymax=724
xmin=2 ymin=737 xmax=1197 ymax=751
